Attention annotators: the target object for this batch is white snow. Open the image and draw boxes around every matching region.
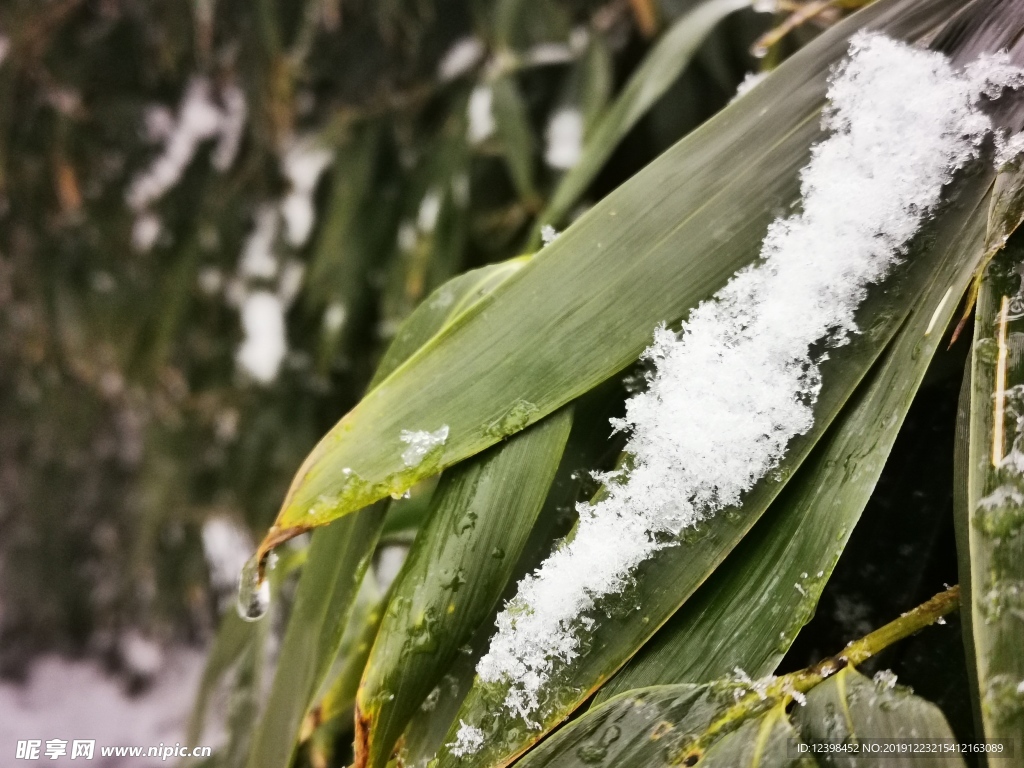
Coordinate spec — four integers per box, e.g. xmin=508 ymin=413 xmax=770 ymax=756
xmin=417 ymin=188 xmax=443 ymax=232
xmin=131 ymin=213 xmax=162 ymax=252
xmin=240 ymin=205 xmax=280 ymax=279
xmin=468 ymin=85 xmax=496 ymax=144
xmin=280 ymin=137 xmax=334 ymax=247
xmin=126 ymin=77 xmax=247 ymax=211
xmin=732 ymin=71 xmax=769 ymax=102
xmin=997 ymin=130 xmax=1024 ymax=166
xmin=399 ymin=426 xmax=449 ymax=467
xmin=439 ymin=37 xmax=485 ymax=82
xmin=323 ymin=302 xmax=348 ymax=334
xmin=540 ymin=225 xmax=560 ymax=245
xmin=544 ymin=108 xmax=583 ymax=170
xmin=202 ymin=516 xmax=254 ymax=611
xmin=449 ymin=721 xmax=485 ymax=757
xmin=473 ymin=33 xmax=1024 ymax=727
xmin=236 ymin=291 xmax=287 ymax=384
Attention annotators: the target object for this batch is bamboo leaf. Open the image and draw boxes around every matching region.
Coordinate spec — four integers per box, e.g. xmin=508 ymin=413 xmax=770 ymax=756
xmin=536 ymin=0 xmax=752 ymax=235
xmin=515 ymin=592 xmax=962 ymax=768
xmin=596 ymin=165 xmax=991 ymax=698
xmin=245 ymin=505 xmax=386 ymax=768
xmin=261 ymin=0 xmax=969 ymax=548
xmin=355 ymin=407 xmax=573 ymax=768
xmin=791 ymin=667 xmax=966 ymax=768
xmin=956 ymin=235 xmax=1024 ymax=746
xmin=492 ymin=75 xmax=539 ymax=204
xmin=243 ymin=260 xmax=529 ymax=768
xmin=432 ymin=162 xmax=997 ymax=768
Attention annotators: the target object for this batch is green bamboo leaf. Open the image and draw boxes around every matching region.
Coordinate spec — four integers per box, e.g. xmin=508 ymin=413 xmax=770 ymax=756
xmin=596 ymin=167 xmax=991 ymax=698
xmin=492 ymin=75 xmax=539 ymax=204
xmin=432 ymin=154 xmax=998 ymax=768
xmin=305 ymin=127 xmax=381 ymax=311
xmin=514 ymin=683 xmax=815 ymax=768
xmin=394 ymin=379 xmax=628 ymax=767
xmin=355 ymin=408 xmax=573 ymax=768
xmin=302 ymin=574 xmax=386 ymax=742
xmin=699 ymin=706 xmax=815 ymax=768
xmin=956 ymin=237 xmax=1024 ymax=746
xmin=791 ymin=667 xmax=966 ymax=768
xmin=535 ymin=0 xmax=752 ymax=236
xmin=261 ymin=0 xmax=971 ymax=549
xmin=514 ymin=592 xmax=962 ymax=768
xmin=186 ymin=548 xmax=306 ymax=750
xmin=243 ymin=260 xmax=529 ymax=768
xmin=246 ymin=505 xmax=386 ymax=768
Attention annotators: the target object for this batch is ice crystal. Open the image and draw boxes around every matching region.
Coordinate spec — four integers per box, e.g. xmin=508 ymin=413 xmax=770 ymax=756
xmin=399 ymin=426 xmax=449 ymax=467
xmin=449 ymin=721 xmax=485 ymax=757
xmin=475 ymin=33 xmax=1024 ymax=725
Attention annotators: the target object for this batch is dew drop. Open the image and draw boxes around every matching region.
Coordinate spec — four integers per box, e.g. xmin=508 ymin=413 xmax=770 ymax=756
xmin=236 ymin=555 xmax=270 ymax=621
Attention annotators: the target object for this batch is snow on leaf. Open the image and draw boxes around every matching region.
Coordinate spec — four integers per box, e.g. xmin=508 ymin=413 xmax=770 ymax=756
xmin=473 ymin=33 xmax=1024 ymax=726
xmin=399 ymin=425 xmax=450 ymax=467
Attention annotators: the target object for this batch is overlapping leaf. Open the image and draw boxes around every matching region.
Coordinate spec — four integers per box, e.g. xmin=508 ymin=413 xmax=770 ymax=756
xmin=259 ymin=0 xmax=977 ymax=554
xmin=955 ymin=234 xmax=1024 ymax=747
xmin=596 ymin=167 xmax=991 ymax=698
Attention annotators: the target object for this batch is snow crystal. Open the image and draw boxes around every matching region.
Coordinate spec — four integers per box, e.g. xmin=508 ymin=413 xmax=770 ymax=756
xmin=439 ymin=37 xmax=485 ymax=82
xmin=399 ymin=426 xmax=449 ymax=467
xmin=476 ymin=33 xmax=1024 ymax=724
xmin=126 ymin=78 xmax=247 ymax=211
xmin=540 ymin=224 xmax=560 ymax=245
xmin=997 ymin=131 xmax=1024 ymax=166
xmin=280 ymin=137 xmax=334 ymax=247
xmin=449 ymin=721 xmax=485 ymax=757
xmin=732 ymin=71 xmax=769 ymax=102
xmin=873 ymin=670 xmax=899 ymax=690
xmin=545 ymin=108 xmax=583 ymax=170
xmin=468 ymin=85 xmax=495 ymax=144
xmin=236 ymin=290 xmax=287 ymax=384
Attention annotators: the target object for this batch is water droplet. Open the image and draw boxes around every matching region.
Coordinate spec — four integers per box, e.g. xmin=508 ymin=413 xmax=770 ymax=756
xmin=236 ymin=555 xmax=270 ymax=621
xmin=484 ymin=400 xmax=538 ymax=438
xmin=456 ymin=510 xmax=478 ymax=534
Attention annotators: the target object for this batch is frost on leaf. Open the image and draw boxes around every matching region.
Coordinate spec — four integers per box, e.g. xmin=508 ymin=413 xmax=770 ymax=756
xmin=399 ymin=425 xmax=449 ymax=467
xmin=449 ymin=720 xmax=485 ymax=757
xmin=474 ymin=33 xmax=1024 ymax=725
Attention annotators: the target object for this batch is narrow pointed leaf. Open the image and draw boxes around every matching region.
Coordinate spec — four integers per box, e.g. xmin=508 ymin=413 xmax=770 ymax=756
xmin=791 ymin=667 xmax=966 ymax=768
xmin=355 ymin=407 xmax=573 ymax=768
xmin=434 ymin=122 xmax=1002 ymax=768
xmin=956 ymin=238 xmax=1024 ymax=746
xmin=536 ymin=0 xmax=752 ymax=235
xmin=597 ymin=170 xmax=990 ymax=698
xmin=244 ymin=261 xmax=528 ymax=768
xmin=262 ymin=0 xmax=969 ymax=545
xmin=492 ymin=76 xmax=539 ymax=204
xmin=515 ymin=684 xmax=813 ymax=768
